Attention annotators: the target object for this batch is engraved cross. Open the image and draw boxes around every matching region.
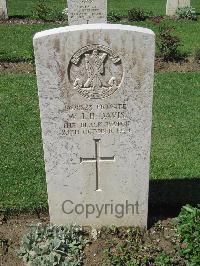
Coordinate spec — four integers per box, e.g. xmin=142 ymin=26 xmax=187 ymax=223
xmin=80 ymin=139 xmax=115 ymax=191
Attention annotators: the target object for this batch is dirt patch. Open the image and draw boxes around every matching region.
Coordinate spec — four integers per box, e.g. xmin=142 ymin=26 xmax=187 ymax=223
xmin=84 ymin=219 xmax=183 ymax=266
xmin=0 ymin=17 xmax=65 ymax=25
xmin=0 ymin=213 xmax=49 ymax=266
xmin=0 ymin=58 xmax=199 ymax=75
xmin=0 ymin=15 xmax=165 ymax=26
xmin=0 ymin=62 xmax=35 ymax=74
xmin=0 ymin=212 xmax=182 ymax=266
xmin=155 ymin=58 xmax=200 ymax=72
xmin=148 ymin=16 xmax=165 ymax=24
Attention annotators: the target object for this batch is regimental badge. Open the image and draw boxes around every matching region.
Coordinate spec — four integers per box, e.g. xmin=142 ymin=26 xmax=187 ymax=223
xmin=68 ymin=44 xmax=123 ymax=99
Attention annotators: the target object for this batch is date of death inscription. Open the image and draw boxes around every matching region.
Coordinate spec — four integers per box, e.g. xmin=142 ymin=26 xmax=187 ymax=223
xmin=61 ymin=103 xmax=132 ymax=136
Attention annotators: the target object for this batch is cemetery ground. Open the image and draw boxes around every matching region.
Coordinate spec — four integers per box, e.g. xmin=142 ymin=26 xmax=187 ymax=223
xmin=0 ymin=0 xmax=200 ymax=265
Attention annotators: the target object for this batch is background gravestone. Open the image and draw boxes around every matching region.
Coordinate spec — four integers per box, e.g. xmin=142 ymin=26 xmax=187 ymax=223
xmin=34 ymin=24 xmax=155 ymax=227
xmin=67 ymin=0 xmax=107 ymax=25
xmin=166 ymin=0 xmax=190 ymax=16
xmin=0 ymin=0 xmax=8 ymax=20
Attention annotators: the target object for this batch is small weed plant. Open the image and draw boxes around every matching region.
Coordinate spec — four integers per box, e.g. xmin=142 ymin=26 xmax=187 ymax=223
xmin=17 ymin=224 xmax=89 ymax=266
xmin=174 ymin=205 xmax=200 ymax=266
xmin=176 ymin=6 xmax=197 ymax=20
xmin=34 ymin=1 xmax=65 ymax=21
xmin=158 ymin=25 xmax=186 ymax=62
xmin=107 ymin=11 xmax=122 ymax=22
xmin=128 ymin=8 xmax=151 ymax=22
xmin=104 ymin=205 xmax=200 ymax=265
xmin=154 ymin=252 xmax=174 ymax=266
xmin=104 ymin=227 xmax=163 ymax=265
xmin=194 ymin=48 xmax=200 ymax=63
xmin=34 ymin=1 xmax=51 ymax=20
xmin=62 ymin=8 xmax=68 ymax=17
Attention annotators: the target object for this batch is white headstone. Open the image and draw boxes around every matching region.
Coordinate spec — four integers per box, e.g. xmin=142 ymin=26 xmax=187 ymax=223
xmin=166 ymin=0 xmax=190 ymax=16
xmin=67 ymin=0 xmax=107 ymax=25
xmin=0 ymin=0 xmax=8 ymax=20
xmin=34 ymin=24 xmax=155 ymax=227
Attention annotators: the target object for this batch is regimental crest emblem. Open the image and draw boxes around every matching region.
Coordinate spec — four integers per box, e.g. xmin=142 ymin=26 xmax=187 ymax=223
xmin=68 ymin=44 xmax=123 ymax=99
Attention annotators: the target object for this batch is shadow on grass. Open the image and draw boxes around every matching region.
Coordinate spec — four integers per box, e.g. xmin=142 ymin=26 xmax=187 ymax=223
xmin=148 ymin=177 xmax=200 ymax=227
xmin=9 ymin=15 xmax=28 ymax=19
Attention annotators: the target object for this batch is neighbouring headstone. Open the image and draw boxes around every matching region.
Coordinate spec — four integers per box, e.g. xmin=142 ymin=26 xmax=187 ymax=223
xmin=67 ymin=0 xmax=107 ymax=25
xmin=34 ymin=24 xmax=155 ymax=227
xmin=0 ymin=0 xmax=8 ymax=20
xmin=166 ymin=0 xmax=190 ymax=16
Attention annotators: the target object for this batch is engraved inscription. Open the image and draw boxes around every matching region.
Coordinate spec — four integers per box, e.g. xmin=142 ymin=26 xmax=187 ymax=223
xmin=68 ymin=0 xmax=106 ymax=25
xmin=68 ymin=44 xmax=123 ymax=99
xmin=80 ymin=139 xmax=115 ymax=191
xmin=61 ymin=103 xmax=132 ymax=136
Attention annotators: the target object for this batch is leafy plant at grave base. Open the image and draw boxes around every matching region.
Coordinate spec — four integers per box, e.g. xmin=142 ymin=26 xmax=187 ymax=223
xmin=33 ymin=1 xmax=66 ymax=21
xmin=194 ymin=48 xmax=200 ymax=63
xmin=127 ymin=8 xmax=152 ymax=22
xmin=107 ymin=11 xmax=122 ymax=22
xmin=173 ymin=205 xmax=200 ymax=266
xmin=176 ymin=6 xmax=197 ymax=21
xmin=158 ymin=25 xmax=186 ymax=62
xmin=34 ymin=1 xmax=51 ymax=20
xmin=103 ymin=227 xmax=164 ymax=266
xmin=62 ymin=8 xmax=68 ymax=17
xmin=154 ymin=252 xmax=174 ymax=266
xmin=52 ymin=9 xmax=66 ymax=22
xmin=17 ymin=224 xmax=89 ymax=266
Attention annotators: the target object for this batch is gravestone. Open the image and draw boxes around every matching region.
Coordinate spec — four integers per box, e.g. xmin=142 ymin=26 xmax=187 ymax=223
xmin=166 ymin=0 xmax=190 ymax=16
xmin=34 ymin=22 xmax=155 ymax=227
xmin=67 ymin=0 xmax=107 ymax=25
xmin=0 ymin=0 xmax=8 ymax=20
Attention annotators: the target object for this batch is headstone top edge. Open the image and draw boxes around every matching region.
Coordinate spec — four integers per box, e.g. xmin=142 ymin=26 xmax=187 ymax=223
xmin=34 ymin=24 xmax=155 ymax=41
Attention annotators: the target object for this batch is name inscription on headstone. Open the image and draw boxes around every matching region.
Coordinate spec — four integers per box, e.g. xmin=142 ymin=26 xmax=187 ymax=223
xmin=62 ymin=103 xmax=131 ymax=136
xmin=68 ymin=0 xmax=107 ymax=25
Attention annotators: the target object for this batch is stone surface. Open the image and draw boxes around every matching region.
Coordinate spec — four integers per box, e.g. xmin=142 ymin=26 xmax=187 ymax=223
xmin=34 ymin=24 xmax=155 ymax=227
xmin=67 ymin=0 xmax=107 ymax=25
xmin=0 ymin=0 xmax=8 ymax=20
xmin=166 ymin=0 xmax=190 ymax=16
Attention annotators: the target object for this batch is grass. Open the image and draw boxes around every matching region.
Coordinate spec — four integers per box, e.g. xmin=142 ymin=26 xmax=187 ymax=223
xmin=0 ymin=74 xmax=47 ymax=211
xmin=1 ymin=7 xmax=200 ymax=61
xmin=7 ymin=0 xmax=67 ymax=18
xmin=7 ymin=0 xmax=200 ymax=17
xmin=108 ymin=0 xmax=200 ymax=16
xmin=0 ymin=24 xmax=61 ymax=62
xmin=130 ymin=19 xmax=200 ymax=55
xmin=0 ymin=72 xmax=199 ymax=211
xmin=151 ymin=72 xmax=200 ymax=179
xmin=0 ymin=20 xmax=199 ymax=61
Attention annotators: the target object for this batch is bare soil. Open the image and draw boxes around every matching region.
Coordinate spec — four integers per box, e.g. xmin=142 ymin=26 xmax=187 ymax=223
xmin=84 ymin=219 xmax=182 ymax=266
xmin=0 ymin=58 xmax=199 ymax=75
xmin=1 ymin=15 xmax=165 ymax=26
xmin=0 ymin=17 xmax=65 ymax=25
xmin=0 ymin=213 xmax=49 ymax=266
xmin=0 ymin=213 xmax=182 ymax=266
xmin=0 ymin=15 xmax=165 ymax=26
xmin=0 ymin=62 xmax=35 ymax=74
xmin=155 ymin=58 xmax=200 ymax=72
xmin=146 ymin=16 xmax=166 ymax=25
